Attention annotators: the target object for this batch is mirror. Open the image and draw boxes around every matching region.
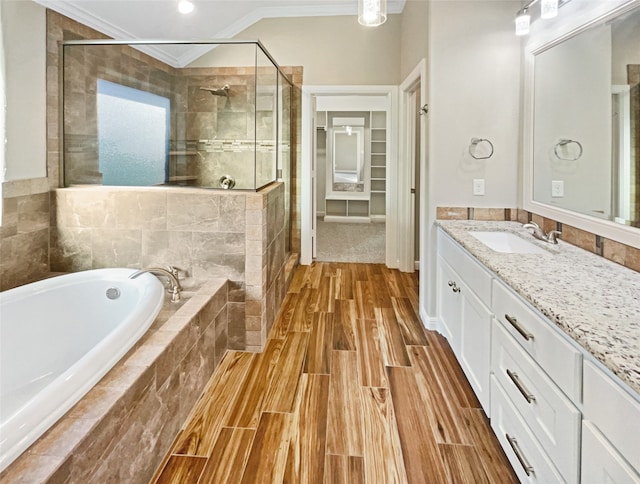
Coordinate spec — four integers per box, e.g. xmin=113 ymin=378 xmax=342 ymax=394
xmin=532 ymin=5 xmax=640 ymax=228
xmin=331 ymin=126 xmax=365 ymax=191
xmin=326 ymin=115 xmax=368 ymax=196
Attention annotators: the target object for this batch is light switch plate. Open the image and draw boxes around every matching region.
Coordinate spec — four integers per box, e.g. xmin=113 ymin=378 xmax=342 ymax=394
xmin=552 ymin=180 xmax=564 ymax=197
xmin=473 ymin=179 xmax=485 ymax=196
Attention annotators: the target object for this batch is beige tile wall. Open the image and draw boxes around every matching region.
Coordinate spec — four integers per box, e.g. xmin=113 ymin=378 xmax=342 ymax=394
xmin=437 ymin=206 xmax=640 ymax=273
xmin=52 ymin=183 xmax=287 ymax=350
xmin=0 ymin=178 xmax=51 ymax=290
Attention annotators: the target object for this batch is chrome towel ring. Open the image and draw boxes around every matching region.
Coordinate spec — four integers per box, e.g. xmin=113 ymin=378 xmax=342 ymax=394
xmin=469 ymin=137 xmax=494 ymax=160
xmin=554 ymin=139 xmax=583 ymax=161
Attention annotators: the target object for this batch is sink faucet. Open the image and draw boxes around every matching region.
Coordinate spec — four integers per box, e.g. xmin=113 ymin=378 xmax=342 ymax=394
xmin=522 ymin=221 xmax=561 ymax=245
xmin=129 ymin=266 xmax=183 ymax=302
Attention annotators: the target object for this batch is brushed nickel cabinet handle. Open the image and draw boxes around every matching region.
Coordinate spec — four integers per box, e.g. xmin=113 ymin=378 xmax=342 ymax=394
xmin=506 ymin=433 xmax=534 ymax=476
xmin=506 ymin=369 xmax=536 ymax=403
xmin=448 ymin=281 xmax=461 ymax=293
xmin=505 ymin=314 xmax=534 ymax=341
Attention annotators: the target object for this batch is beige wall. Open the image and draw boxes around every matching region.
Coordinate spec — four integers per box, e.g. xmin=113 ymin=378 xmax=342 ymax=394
xmin=400 ymin=0 xmax=429 ymax=80
xmin=2 ymin=0 xmax=46 ymax=181
xmin=190 ymin=15 xmax=403 ymax=85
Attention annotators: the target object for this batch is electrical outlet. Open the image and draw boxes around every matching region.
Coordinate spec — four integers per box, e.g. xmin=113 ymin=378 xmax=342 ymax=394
xmin=551 ymin=180 xmax=564 ymax=197
xmin=473 ymin=179 xmax=485 ymax=196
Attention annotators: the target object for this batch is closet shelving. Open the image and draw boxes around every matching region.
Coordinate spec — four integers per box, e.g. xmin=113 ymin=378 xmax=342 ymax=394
xmin=369 ymin=111 xmax=387 ymax=221
xmin=319 ymin=110 xmax=387 ymax=222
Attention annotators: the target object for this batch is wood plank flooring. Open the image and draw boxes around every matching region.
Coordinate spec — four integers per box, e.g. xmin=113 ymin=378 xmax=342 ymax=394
xmin=151 ymin=263 xmax=517 ymax=484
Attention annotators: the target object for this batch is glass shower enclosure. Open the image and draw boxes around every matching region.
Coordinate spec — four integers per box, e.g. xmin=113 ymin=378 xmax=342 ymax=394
xmin=61 ymin=40 xmax=292 ymax=191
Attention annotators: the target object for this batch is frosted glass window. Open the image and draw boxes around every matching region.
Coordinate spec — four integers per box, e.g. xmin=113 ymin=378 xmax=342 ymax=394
xmin=97 ymin=80 xmax=169 ymax=186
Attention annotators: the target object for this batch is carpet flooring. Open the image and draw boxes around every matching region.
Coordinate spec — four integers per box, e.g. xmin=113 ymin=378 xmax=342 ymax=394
xmin=315 ymin=218 xmax=385 ymax=263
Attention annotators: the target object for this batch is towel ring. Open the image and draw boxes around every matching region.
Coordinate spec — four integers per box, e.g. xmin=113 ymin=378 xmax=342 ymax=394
xmin=554 ymin=139 xmax=583 ymax=161
xmin=469 ymin=137 xmax=494 ymax=160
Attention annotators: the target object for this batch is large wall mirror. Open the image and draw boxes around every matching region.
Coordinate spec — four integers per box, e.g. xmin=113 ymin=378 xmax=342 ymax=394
xmin=527 ymin=1 xmax=640 ymax=247
xmin=326 ymin=116 xmax=368 ymax=198
xmin=331 ymin=126 xmax=365 ymax=191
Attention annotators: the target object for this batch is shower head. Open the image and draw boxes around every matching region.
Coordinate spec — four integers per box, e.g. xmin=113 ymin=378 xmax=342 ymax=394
xmin=199 ymin=84 xmax=230 ymax=97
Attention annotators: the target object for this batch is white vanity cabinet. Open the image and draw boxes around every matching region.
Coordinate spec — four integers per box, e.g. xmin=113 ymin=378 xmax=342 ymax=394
xmin=436 ymin=229 xmax=493 ymax=413
xmin=436 ymin=225 xmax=640 ymax=483
xmin=581 ymin=361 xmax=640 ymax=483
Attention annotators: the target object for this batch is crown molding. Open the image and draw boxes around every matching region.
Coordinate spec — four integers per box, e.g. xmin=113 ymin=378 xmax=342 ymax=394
xmin=36 ymin=0 xmax=408 ymax=68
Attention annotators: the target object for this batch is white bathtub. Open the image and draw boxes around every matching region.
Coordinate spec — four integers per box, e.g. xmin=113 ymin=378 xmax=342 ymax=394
xmin=0 ymin=268 xmax=165 ymax=472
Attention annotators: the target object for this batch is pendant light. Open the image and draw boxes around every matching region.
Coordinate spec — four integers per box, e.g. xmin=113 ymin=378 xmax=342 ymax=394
xmin=358 ymin=0 xmax=387 ymax=27
xmin=540 ymin=0 xmax=558 ymax=19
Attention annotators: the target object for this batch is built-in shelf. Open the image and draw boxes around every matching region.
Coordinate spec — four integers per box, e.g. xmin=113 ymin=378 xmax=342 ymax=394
xmin=369 ymin=111 xmax=386 ymax=220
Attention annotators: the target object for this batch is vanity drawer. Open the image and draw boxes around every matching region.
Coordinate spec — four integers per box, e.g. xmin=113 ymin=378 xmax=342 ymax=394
xmin=492 ymin=320 xmax=580 ymax=483
xmin=583 ymin=360 xmax=640 ymax=474
xmin=492 ymin=280 xmax=582 ymax=403
xmin=490 ymin=376 xmax=565 ymax=484
xmin=437 ymin=229 xmax=492 ymax=305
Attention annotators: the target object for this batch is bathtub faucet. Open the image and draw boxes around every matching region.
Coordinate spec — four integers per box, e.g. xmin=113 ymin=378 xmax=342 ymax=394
xmin=129 ymin=266 xmax=183 ymax=302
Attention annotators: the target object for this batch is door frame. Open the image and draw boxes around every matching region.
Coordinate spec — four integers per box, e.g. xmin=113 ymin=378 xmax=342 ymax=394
xmin=398 ymin=59 xmax=427 ymax=273
xmin=301 ymin=85 xmax=398 ymax=266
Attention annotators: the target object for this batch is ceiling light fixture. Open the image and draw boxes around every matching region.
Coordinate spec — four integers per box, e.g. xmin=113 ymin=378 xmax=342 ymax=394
xmin=540 ymin=0 xmax=558 ymax=19
xmin=515 ymin=8 xmax=531 ymax=36
xmin=514 ymin=0 xmax=565 ymax=35
xmin=178 ymin=0 xmax=194 ymax=14
xmin=358 ymin=0 xmax=387 ymax=27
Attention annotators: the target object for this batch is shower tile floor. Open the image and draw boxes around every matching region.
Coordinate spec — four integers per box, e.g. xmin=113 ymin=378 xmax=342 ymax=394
xmin=315 ymin=218 xmax=385 ymax=263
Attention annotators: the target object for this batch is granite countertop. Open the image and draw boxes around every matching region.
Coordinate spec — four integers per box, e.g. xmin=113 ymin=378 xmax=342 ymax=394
xmin=436 ymin=220 xmax=640 ymax=396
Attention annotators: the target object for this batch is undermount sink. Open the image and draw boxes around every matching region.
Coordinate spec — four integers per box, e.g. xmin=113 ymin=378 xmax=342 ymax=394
xmin=469 ymin=231 xmax=549 ymax=254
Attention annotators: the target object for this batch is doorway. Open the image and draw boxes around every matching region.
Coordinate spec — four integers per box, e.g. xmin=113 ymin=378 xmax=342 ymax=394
xmin=398 ymin=59 xmax=427 ymax=273
xmin=301 ymin=86 xmax=398 ymax=266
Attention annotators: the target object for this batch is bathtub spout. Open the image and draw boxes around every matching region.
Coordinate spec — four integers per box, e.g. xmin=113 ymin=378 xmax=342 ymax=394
xmin=129 ymin=266 xmax=182 ymax=302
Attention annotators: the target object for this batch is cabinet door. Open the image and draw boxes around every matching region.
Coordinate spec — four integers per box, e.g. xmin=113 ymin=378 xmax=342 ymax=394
xmin=437 ymin=256 xmax=462 ymax=356
xmin=459 ymin=284 xmax=492 ymax=414
xmin=582 ymin=421 xmax=640 ymax=484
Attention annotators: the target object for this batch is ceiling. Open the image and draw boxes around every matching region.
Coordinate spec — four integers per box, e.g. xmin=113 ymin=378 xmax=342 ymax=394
xmin=34 ymin=0 xmax=406 ymax=66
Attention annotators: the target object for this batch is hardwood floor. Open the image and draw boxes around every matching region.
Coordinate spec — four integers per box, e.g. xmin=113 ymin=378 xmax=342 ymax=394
xmin=151 ymin=263 xmax=518 ymax=484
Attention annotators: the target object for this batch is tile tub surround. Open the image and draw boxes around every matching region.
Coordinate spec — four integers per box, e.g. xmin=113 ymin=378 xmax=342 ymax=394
xmin=51 ymin=182 xmax=287 ymax=351
xmin=0 ymin=278 xmax=228 ymax=483
xmin=436 ymin=219 xmax=640 ymax=396
xmin=0 ymin=178 xmax=51 ymax=291
xmin=437 ymin=206 xmax=640 ymax=273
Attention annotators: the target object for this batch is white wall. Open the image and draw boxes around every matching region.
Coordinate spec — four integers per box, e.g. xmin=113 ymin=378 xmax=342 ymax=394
xmin=423 ymin=1 xmax=522 ymax=318
xmin=3 ymin=0 xmax=47 ymax=181
xmin=190 ymin=15 xmax=402 ymax=85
